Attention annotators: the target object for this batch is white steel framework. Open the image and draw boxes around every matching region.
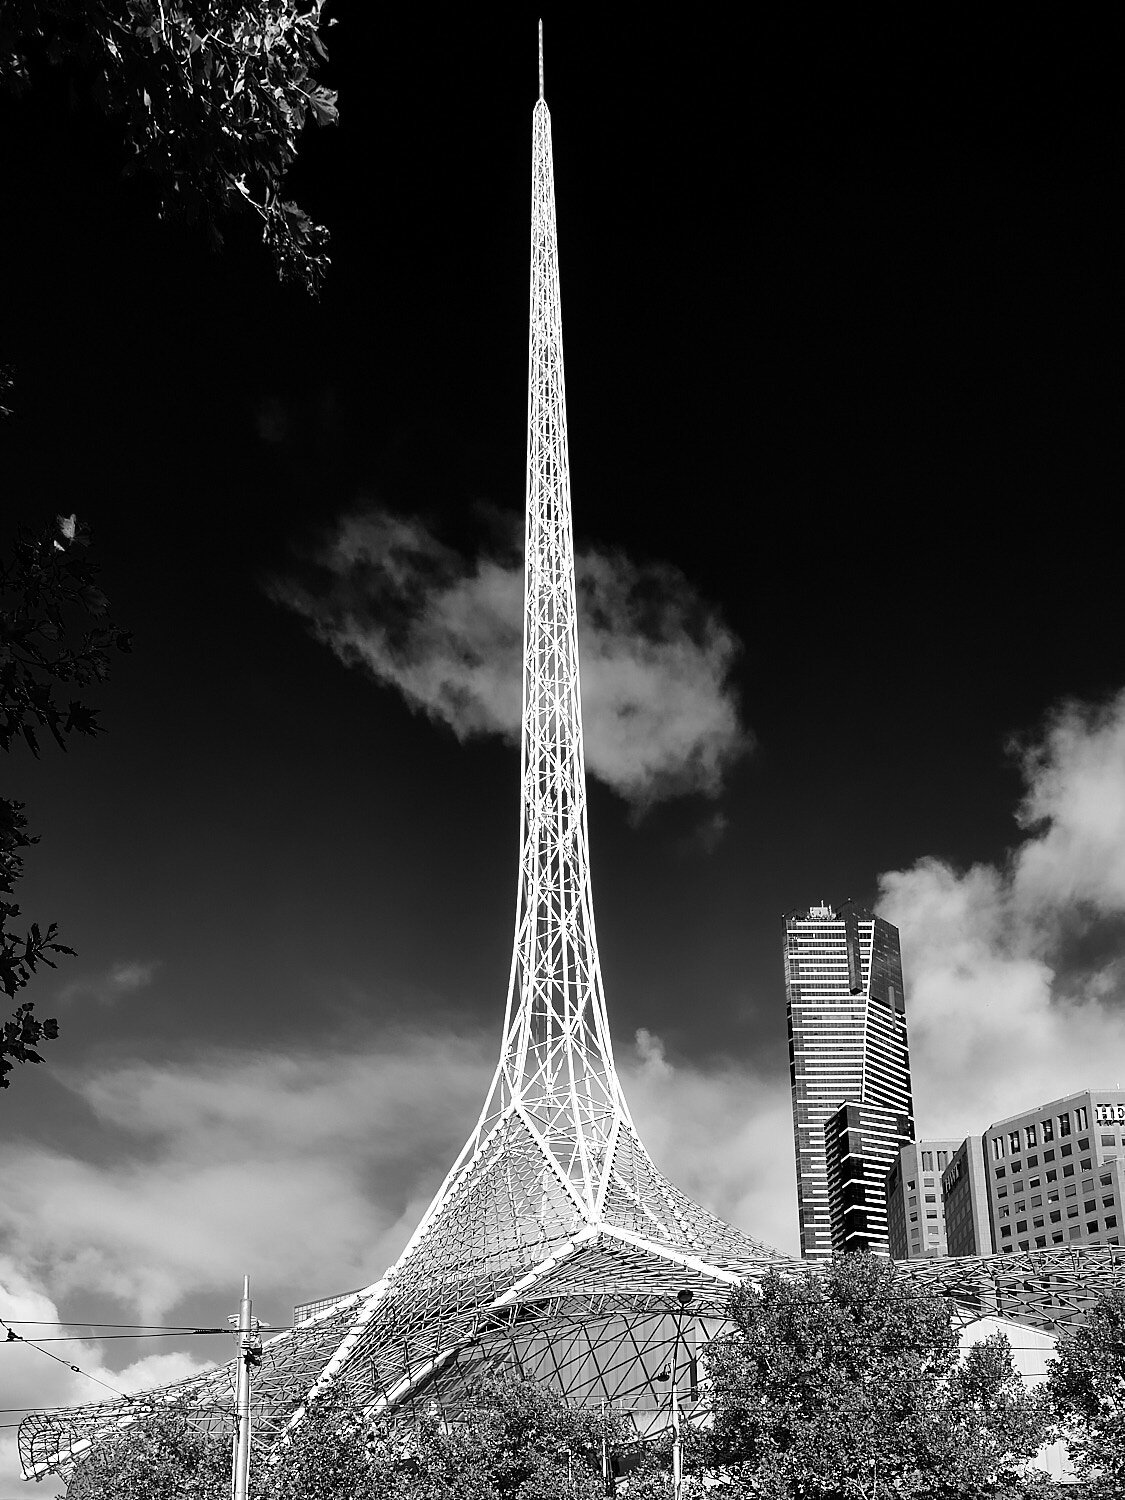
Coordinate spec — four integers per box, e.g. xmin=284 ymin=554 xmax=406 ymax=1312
xmin=20 ymin=28 xmax=1125 ymax=1487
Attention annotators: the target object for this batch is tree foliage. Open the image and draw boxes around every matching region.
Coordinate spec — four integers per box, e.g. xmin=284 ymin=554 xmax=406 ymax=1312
xmin=0 ymin=0 xmax=338 ymax=294
xmin=1046 ymin=1285 xmax=1125 ymax=1495
xmin=60 ymin=1376 xmax=621 ymax=1499
xmin=706 ymin=1256 xmax=1053 ymax=1499
xmin=1 ymin=515 xmax=130 ymax=1088
xmin=64 ymin=1403 xmax=231 ymax=1499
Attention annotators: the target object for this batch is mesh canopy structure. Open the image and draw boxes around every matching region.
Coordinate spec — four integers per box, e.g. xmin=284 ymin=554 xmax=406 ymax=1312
xmin=20 ymin=30 xmax=1125 ymax=1487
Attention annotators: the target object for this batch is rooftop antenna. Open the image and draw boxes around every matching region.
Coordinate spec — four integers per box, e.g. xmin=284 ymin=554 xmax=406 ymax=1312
xmin=538 ymin=18 xmax=544 ymax=101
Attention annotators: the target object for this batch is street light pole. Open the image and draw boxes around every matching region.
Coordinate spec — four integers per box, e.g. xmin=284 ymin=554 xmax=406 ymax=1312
xmin=670 ymin=1289 xmax=693 ymax=1500
xmin=231 ymin=1275 xmax=259 ymax=1500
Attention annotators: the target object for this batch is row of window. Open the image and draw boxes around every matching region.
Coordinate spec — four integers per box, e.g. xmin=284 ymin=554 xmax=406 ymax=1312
xmin=991 ymin=1108 xmax=1089 ymax=1161
xmin=995 ymin=1141 xmax=1089 ymax=1178
xmin=1001 ymin=1229 xmax=1121 ymax=1251
xmin=920 ymin=1150 xmax=950 ymax=1171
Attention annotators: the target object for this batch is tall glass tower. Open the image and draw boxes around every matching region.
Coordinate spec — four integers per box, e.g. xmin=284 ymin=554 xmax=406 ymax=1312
xmin=784 ymin=901 xmax=915 ymax=1260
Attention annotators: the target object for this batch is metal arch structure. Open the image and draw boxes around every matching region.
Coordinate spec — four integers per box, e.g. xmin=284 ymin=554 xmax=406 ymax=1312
xmin=20 ymin=28 xmax=1125 ymax=1487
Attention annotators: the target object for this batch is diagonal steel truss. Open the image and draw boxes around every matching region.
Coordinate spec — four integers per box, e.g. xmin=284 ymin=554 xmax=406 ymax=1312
xmin=20 ymin=27 xmax=1125 ymax=1487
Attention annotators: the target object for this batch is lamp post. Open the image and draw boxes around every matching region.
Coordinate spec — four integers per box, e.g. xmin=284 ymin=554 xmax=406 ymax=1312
xmin=670 ymin=1289 xmax=693 ymax=1500
xmin=230 ymin=1275 xmax=261 ymax=1500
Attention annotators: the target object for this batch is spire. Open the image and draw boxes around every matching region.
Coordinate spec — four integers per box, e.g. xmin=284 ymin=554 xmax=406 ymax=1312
xmin=538 ymin=18 xmax=544 ymax=101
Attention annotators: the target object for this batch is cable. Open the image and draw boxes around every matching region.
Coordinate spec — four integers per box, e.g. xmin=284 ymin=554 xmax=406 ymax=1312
xmin=0 ymin=1318 xmax=136 ymax=1403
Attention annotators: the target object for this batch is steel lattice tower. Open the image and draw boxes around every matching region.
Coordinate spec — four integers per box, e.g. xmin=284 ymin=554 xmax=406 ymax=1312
xmin=21 ymin=26 xmax=1125 ymax=1486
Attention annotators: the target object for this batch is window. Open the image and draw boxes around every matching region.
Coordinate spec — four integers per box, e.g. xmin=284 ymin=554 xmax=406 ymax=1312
xmin=1027 ymin=1154 xmax=1039 ymax=1168
xmin=1066 ymin=1185 xmax=1077 ymax=1198
xmin=1085 ymin=1200 xmax=1096 ymax=1213
xmin=922 ymin=1151 xmax=933 ymax=1170
xmin=1026 ymin=1125 xmax=1037 ymax=1148
xmin=908 ymin=1180 xmax=916 ymax=1190
xmin=992 ymin=1137 xmax=1005 ymax=1161
xmin=995 ymin=1167 xmax=1006 ymax=1180
xmin=1068 ymin=1206 xmax=1079 ymax=1218
xmin=1017 ymin=1220 xmax=1028 ymax=1233
xmin=1100 ymin=1173 xmax=1113 ymax=1187
xmin=1018 ymin=1240 xmax=1029 ymax=1250
xmin=1015 ymin=1200 xmax=1026 ymax=1213
xmin=908 ymin=1195 xmax=917 ymax=1206
xmin=1069 ymin=1226 xmax=1081 ymax=1240
xmin=1012 ymin=1159 xmax=1023 ymax=1175
xmin=997 ymin=1186 xmax=1009 ymax=1199
xmin=1035 ymin=1235 xmax=1047 ymax=1248
xmin=1079 ymin=1138 xmax=1091 ymax=1152
xmin=999 ymin=1205 xmax=1010 ymax=1219
xmin=937 ymin=1150 xmax=948 ymax=1168
xmin=1076 ymin=1107 xmax=1089 ymax=1131
xmin=1104 ymin=1196 xmax=1116 ymax=1209
xmin=1062 ymin=1144 xmax=1073 ymax=1158
xmin=1002 ymin=1243 xmax=1014 ymax=1253
xmin=1009 ymin=1132 xmax=1021 ymax=1153
xmin=1033 ymin=1216 xmax=1044 ymax=1229
xmin=1048 ymin=1189 xmax=1060 ymax=1203
xmin=926 ymin=1211 xmax=938 ymax=1220
xmin=927 ymin=1224 xmax=939 ymax=1236
xmin=1064 ymin=1163 xmax=1075 ymax=1176
xmin=1046 ymin=1171 xmax=1058 ymax=1184
xmin=1083 ymin=1178 xmax=1095 ymax=1192
xmin=1030 ymin=1179 xmax=1041 ymax=1191
xmin=1050 ymin=1210 xmax=1062 ymax=1223
xmin=923 ymin=1177 xmax=935 ymax=1188
xmin=1052 ymin=1231 xmax=1064 ymax=1243
xmin=1001 ymin=1224 xmax=1011 ymax=1237
xmin=1088 ymin=1222 xmax=1100 ymax=1234
xmin=1042 ymin=1117 xmax=1055 ymax=1143
xmin=1101 ymin=1135 xmax=1116 ymax=1147
xmin=1107 ymin=1216 xmax=1118 ymax=1229
xmin=1059 ymin=1113 xmax=1072 ymax=1137
xmin=1082 ymin=1158 xmax=1093 ymax=1171
xmin=925 ymin=1193 xmax=937 ymax=1203
xmin=1044 ymin=1149 xmax=1056 ymax=1162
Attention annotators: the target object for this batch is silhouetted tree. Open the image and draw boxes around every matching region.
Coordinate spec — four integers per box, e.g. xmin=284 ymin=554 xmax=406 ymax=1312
xmin=1 ymin=516 xmax=130 ymax=1089
xmin=0 ymin=1 xmax=337 ymax=295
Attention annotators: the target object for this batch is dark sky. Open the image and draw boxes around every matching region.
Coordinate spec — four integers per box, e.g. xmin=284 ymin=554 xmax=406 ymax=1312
xmin=1 ymin=9 xmax=1122 ymax=1432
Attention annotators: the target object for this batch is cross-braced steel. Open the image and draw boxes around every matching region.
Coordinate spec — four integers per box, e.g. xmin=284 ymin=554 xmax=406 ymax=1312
xmin=20 ymin=27 xmax=1125 ymax=1487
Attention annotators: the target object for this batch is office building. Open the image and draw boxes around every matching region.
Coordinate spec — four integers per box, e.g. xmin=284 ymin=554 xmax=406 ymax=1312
xmin=886 ymin=1139 xmax=961 ymax=1259
xmin=942 ymin=1136 xmax=994 ymax=1256
xmin=985 ymin=1089 xmax=1125 ymax=1255
xmin=785 ymin=900 xmax=915 ymax=1260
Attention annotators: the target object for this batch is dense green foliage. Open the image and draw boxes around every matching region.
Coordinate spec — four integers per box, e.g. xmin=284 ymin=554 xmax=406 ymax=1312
xmin=706 ymin=1256 xmax=1052 ymax=1499
xmin=63 ymin=1403 xmax=231 ymax=1499
xmin=1 ymin=517 xmax=130 ymax=1088
xmin=0 ymin=1 xmax=337 ymax=293
xmin=1046 ymin=1286 xmax=1125 ymax=1495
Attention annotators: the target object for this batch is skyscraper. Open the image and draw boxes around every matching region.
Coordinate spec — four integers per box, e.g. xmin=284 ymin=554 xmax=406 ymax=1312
xmin=785 ymin=901 xmax=915 ymax=1259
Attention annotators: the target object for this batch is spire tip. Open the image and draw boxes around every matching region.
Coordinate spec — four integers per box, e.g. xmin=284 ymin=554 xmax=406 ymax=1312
xmin=538 ymin=19 xmax=544 ymax=101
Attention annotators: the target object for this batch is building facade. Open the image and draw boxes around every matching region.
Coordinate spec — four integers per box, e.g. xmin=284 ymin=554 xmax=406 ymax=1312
xmin=886 ymin=1139 xmax=961 ymax=1259
xmin=984 ymin=1090 xmax=1125 ymax=1255
xmin=942 ymin=1135 xmax=994 ymax=1256
xmin=785 ymin=901 xmax=915 ymax=1260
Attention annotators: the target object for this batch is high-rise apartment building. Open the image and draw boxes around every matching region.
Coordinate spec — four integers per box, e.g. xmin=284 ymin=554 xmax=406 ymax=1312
xmin=886 ymin=1139 xmax=961 ymax=1259
xmin=984 ymin=1090 xmax=1125 ymax=1255
xmin=785 ymin=901 xmax=915 ymax=1260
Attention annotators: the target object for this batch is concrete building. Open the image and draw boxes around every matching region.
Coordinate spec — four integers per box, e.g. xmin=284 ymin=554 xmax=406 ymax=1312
xmin=985 ymin=1089 xmax=1125 ymax=1254
xmin=942 ymin=1135 xmax=994 ymax=1256
xmin=785 ymin=901 xmax=915 ymax=1259
xmin=886 ymin=1139 xmax=961 ymax=1259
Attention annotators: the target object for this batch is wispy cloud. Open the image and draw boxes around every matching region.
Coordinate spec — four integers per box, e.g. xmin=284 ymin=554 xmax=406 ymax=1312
xmin=878 ymin=686 xmax=1125 ymax=1138
xmin=59 ymin=959 xmax=160 ymax=1005
xmin=270 ymin=509 xmax=750 ymax=808
xmin=0 ymin=1256 xmax=216 ymax=1497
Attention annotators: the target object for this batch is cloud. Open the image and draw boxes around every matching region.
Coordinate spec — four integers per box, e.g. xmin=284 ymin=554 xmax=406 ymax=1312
xmin=59 ymin=959 xmax=159 ymax=1005
xmin=877 ymin=686 xmax=1125 ymax=1139
xmin=0 ymin=1030 xmax=495 ymax=1331
xmin=620 ymin=1029 xmax=798 ymax=1256
xmin=270 ymin=509 xmax=749 ymax=808
xmin=0 ymin=1258 xmax=215 ymax=1498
